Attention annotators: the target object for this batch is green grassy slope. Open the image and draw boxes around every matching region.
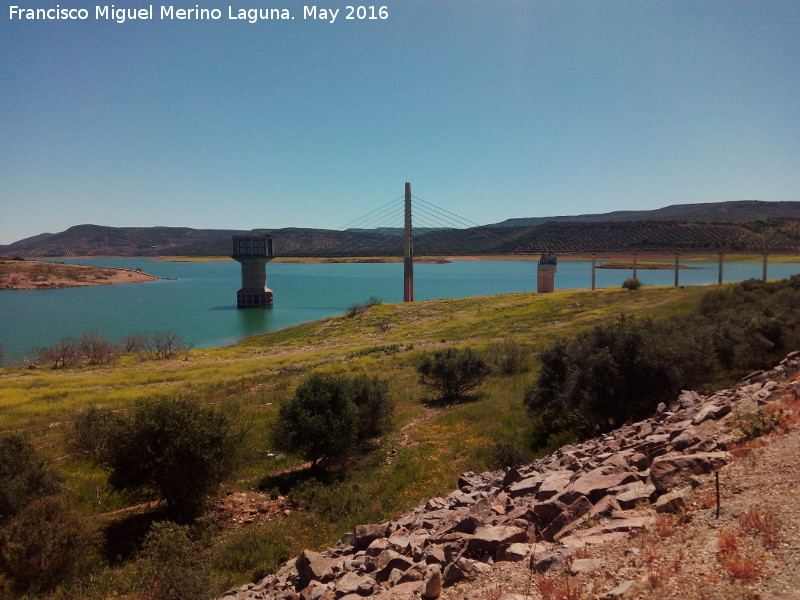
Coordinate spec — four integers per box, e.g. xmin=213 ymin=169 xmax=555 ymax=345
xmin=0 ymin=285 xmax=709 ymax=594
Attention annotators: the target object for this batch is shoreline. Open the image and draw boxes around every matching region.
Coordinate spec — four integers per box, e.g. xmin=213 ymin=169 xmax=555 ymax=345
xmin=154 ymin=252 xmax=800 ymax=264
xmin=0 ymin=260 xmax=160 ymax=290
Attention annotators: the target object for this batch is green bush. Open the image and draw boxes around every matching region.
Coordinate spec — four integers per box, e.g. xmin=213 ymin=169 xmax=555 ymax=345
xmin=271 ymin=372 xmax=392 ymax=467
xmin=0 ymin=432 xmax=60 ymax=524
xmin=417 ymin=347 xmax=490 ymax=402
xmin=698 ymin=277 xmax=800 ymax=371
xmin=0 ymin=496 xmax=100 ymax=595
xmin=100 ymin=397 xmax=242 ymax=522
xmin=289 ymin=478 xmax=365 ymax=522
xmin=350 ymin=375 xmax=393 ymax=440
xmin=136 ymin=521 xmax=215 ymax=600
xmin=524 ymin=277 xmax=800 ymax=446
xmin=733 ymin=408 xmax=782 ymax=440
xmin=524 ymin=315 xmax=711 ymax=438
xmin=215 ymin=529 xmax=291 ymax=583
xmin=488 ymin=439 xmax=534 ymax=469
xmin=622 ymin=277 xmax=642 ymax=290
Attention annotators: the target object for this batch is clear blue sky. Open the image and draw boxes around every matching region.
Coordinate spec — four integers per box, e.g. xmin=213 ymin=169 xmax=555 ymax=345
xmin=2 ymin=0 xmax=799 ymax=244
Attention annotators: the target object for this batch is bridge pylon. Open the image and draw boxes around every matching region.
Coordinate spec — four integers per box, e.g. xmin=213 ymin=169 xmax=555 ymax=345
xmin=404 ymin=182 xmax=414 ymax=302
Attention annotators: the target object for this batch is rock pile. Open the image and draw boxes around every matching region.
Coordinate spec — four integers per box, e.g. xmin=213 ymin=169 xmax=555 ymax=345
xmin=221 ymin=351 xmax=800 ymax=600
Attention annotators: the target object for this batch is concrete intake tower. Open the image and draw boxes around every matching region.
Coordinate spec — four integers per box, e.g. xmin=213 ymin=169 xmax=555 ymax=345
xmin=537 ymin=252 xmax=557 ymax=293
xmin=232 ymin=234 xmax=274 ymax=308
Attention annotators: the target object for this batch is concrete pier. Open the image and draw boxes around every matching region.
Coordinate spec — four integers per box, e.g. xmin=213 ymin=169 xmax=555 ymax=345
xmin=232 ymin=234 xmax=274 ymax=308
xmin=537 ymin=252 xmax=558 ymax=293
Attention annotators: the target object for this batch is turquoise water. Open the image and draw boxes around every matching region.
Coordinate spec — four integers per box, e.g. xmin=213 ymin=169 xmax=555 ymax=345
xmin=1 ymin=258 xmax=799 ymax=362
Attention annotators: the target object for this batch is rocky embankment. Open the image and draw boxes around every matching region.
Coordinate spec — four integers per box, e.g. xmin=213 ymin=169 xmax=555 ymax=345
xmin=222 ymin=352 xmax=800 ymax=600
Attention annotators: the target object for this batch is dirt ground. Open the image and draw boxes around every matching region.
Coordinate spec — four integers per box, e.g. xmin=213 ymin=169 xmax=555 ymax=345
xmin=0 ymin=260 xmax=158 ymax=289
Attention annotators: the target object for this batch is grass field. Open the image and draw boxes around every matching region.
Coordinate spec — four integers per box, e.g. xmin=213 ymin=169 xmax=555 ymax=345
xmin=0 ymin=285 xmax=711 ymax=595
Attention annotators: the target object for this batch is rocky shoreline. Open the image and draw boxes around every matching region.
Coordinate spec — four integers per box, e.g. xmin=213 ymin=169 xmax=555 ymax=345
xmin=220 ymin=352 xmax=800 ymax=600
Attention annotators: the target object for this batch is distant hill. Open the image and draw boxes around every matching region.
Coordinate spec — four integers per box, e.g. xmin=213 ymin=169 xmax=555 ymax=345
xmin=2 ymin=201 xmax=799 ymax=258
xmin=491 ymin=200 xmax=800 ymax=227
xmin=414 ymin=218 xmax=800 ymax=254
xmin=0 ymin=224 xmax=404 ymax=258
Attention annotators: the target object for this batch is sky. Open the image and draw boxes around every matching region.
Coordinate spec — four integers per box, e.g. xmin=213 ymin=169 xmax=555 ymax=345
xmin=1 ymin=1 xmax=799 ymax=245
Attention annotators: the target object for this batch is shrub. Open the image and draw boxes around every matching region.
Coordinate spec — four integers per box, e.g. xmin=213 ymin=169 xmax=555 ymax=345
xmin=101 ymin=397 xmax=242 ymax=522
xmin=622 ymin=277 xmax=642 ymax=290
xmin=78 ymin=331 xmax=116 ymax=365
xmin=721 ymin=552 xmax=765 ymax=580
xmin=70 ymin=406 xmax=119 ymax=459
xmin=733 ymin=407 xmax=782 ymax=440
xmin=346 ymin=303 xmax=366 ymax=318
xmin=0 ymin=344 xmax=5 ymax=366
xmin=537 ymin=574 xmax=583 ymax=600
xmin=739 ymin=505 xmax=780 ymax=545
xmin=0 ymin=496 xmax=100 ymax=595
xmin=271 ymin=372 xmax=391 ymax=467
xmin=0 ymin=432 xmax=60 ymax=524
xmin=350 ymin=375 xmax=393 ymax=440
xmin=524 ymin=315 xmax=712 ymax=437
xmin=120 ymin=332 xmax=146 ymax=353
xmin=272 ymin=373 xmax=359 ymax=466
xmin=215 ymin=529 xmax=291 ymax=581
xmin=33 ymin=337 xmax=80 ymax=368
xmin=142 ymin=330 xmax=185 ymax=360
xmin=488 ymin=439 xmax=533 ymax=469
xmin=717 ymin=529 xmax=740 ymax=554
xmin=288 ymin=478 xmax=365 ymax=522
xmin=698 ymin=278 xmax=800 ymax=371
xmin=486 ymin=340 xmax=528 ymax=374
xmin=346 ymin=297 xmax=382 ymax=318
xmin=136 ymin=521 xmax=215 ymax=600
xmin=417 ymin=347 xmax=490 ymax=402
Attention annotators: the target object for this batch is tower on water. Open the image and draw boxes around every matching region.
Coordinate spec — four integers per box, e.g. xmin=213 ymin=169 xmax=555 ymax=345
xmin=537 ymin=252 xmax=557 ymax=293
xmin=232 ymin=234 xmax=274 ymax=308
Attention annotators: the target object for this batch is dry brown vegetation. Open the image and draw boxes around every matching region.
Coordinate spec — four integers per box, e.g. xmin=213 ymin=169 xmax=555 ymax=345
xmin=0 ymin=259 xmax=157 ymax=289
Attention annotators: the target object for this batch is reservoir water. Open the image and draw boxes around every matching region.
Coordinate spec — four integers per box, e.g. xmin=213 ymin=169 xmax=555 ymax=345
xmin=1 ymin=258 xmax=799 ymax=362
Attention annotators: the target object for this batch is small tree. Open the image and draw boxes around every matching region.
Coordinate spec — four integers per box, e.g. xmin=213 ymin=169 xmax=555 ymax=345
xmin=142 ymin=330 xmax=185 ymax=360
xmin=78 ymin=331 xmax=116 ymax=365
xmin=0 ymin=432 xmax=60 ymax=524
xmin=70 ymin=406 xmax=119 ymax=459
xmin=34 ymin=337 xmax=80 ymax=369
xmin=101 ymin=397 xmax=242 ymax=522
xmin=0 ymin=497 xmax=100 ymax=595
xmin=349 ymin=375 xmax=393 ymax=440
xmin=417 ymin=347 xmax=490 ymax=402
xmin=346 ymin=302 xmax=366 ymax=318
xmin=271 ymin=373 xmax=392 ymax=467
xmin=0 ymin=343 xmax=6 ymax=366
xmin=120 ymin=332 xmax=146 ymax=353
xmin=271 ymin=373 xmax=360 ymax=467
